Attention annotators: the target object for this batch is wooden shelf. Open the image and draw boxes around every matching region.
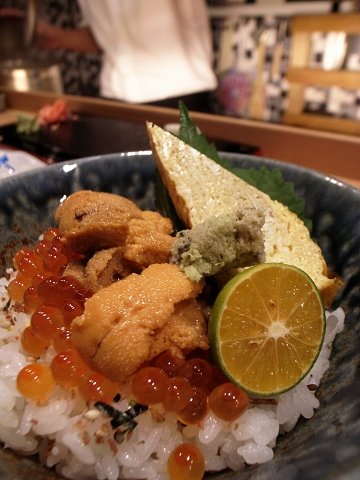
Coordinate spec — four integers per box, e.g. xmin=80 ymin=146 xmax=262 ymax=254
xmin=284 ymin=13 xmax=360 ymax=136
xmin=283 ymin=112 xmax=360 ymax=136
xmin=291 ymin=13 xmax=360 ymax=33
xmin=287 ymin=68 xmax=360 ymax=90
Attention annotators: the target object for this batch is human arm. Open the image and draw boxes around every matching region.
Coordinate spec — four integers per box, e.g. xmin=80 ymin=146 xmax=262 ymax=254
xmin=35 ymin=19 xmax=101 ymax=54
xmin=0 ymin=7 xmax=101 ymax=54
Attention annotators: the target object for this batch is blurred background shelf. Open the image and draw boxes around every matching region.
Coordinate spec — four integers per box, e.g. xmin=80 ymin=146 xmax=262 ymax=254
xmin=283 ymin=13 xmax=360 ymax=135
xmin=286 ymin=68 xmax=360 ymax=89
xmin=210 ymin=8 xmax=360 ymax=134
xmin=0 ymin=87 xmax=359 ymax=189
xmin=284 ymin=112 xmax=360 ymax=135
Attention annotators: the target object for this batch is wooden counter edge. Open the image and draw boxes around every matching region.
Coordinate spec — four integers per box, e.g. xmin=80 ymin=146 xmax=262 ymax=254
xmin=1 ymin=87 xmax=359 ymax=185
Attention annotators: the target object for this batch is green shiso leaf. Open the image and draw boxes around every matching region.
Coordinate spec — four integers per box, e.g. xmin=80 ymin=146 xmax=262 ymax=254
xmin=176 ymin=102 xmax=312 ymax=231
xmin=178 ymin=101 xmax=229 ymax=168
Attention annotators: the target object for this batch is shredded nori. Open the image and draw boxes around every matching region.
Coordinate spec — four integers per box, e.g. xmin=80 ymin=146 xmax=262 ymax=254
xmin=113 ymin=393 xmax=121 ymax=403
xmin=2 ymin=298 xmax=11 ymax=312
xmin=94 ymin=401 xmax=148 ymax=432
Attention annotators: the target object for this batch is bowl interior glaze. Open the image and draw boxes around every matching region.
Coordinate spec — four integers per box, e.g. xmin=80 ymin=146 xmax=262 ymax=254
xmin=0 ymin=152 xmax=359 ymax=480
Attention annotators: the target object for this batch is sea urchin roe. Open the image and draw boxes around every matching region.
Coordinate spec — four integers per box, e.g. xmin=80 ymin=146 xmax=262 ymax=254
xmin=131 ymin=367 xmax=169 ymax=405
xmin=167 ymin=443 xmax=205 ymax=480
xmin=208 ymin=382 xmax=249 ymax=422
xmin=17 ymin=363 xmax=55 ymax=403
xmin=71 ymin=263 xmax=205 ymax=383
xmin=177 ymin=387 xmax=208 ymax=425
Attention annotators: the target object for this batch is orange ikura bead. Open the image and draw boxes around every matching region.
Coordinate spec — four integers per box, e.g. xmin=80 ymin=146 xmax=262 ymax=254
xmin=152 ymin=351 xmax=185 ymax=378
xmin=42 ymin=228 xmax=61 ymax=242
xmin=208 ymin=383 xmax=249 ymax=422
xmin=131 ymin=367 xmax=169 ymax=405
xmin=31 ymin=271 xmax=52 ymax=288
xmin=36 ymin=276 xmax=62 ymax=306
xmin=17 ymin=252 xmax=43 ymax=277
xmin=13 ymin=248 xmax=32 ymax=270
xmin=7 ymin=275 xmax=32 ymax=303
xmin=50 ymin=348 xmax=90 ymax=391
xmin=23 ymin=286 xmax=42 ymax=313
xmin=167 ymin=443 xmax=205 ymax=480
xmin=177 ymin=387 xmax=208 ymax=426
xmin=163 ymin=377 xmax=193 ymax=412
xmin=21 ymin=326 xmax=49 ymax=357
xmin=52 ymin=327 xmax=73 ymax=353
xmin=31 ymin=306 xmax=64 ymax=342
xmin=42 ymin=246 xmax=68 ymax=274
xmin=78 ymin=371 xmax=119 ymax=403
xmin=17 ymin=363 xmax=55 ymax=403
xmin=61 ymin=300 xmax=84 ymax=325
xmin=180 ymin=358 xmax=213 ymax=391
xmin=35 ymin=239 xmax=52 ymax=257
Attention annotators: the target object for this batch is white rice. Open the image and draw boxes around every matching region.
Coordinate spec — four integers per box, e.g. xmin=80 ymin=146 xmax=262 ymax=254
xmin=0 ymin=270 xmax=345 ymax=480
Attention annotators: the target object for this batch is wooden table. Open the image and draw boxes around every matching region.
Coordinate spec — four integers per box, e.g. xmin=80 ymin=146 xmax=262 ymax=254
xmin=1 ymin=87 xmax=359 ymax=189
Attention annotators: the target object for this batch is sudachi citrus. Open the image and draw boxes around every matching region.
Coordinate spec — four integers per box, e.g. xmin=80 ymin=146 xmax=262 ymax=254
xmin=209 ymin=263 xmax=325 ymax=397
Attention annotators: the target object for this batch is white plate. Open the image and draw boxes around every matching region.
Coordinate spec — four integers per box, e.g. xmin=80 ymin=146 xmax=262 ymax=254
xmin=0 ymin=149 xmax=45 ymax=179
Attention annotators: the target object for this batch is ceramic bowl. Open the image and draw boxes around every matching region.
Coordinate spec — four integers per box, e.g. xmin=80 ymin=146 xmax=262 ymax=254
xmin=0 ymin=152 xmax=359 ymax=480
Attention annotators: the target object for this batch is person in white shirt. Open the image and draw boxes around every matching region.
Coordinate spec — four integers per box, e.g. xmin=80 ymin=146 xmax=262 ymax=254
xmin=35 ymin=0 xmax=217 ymax=110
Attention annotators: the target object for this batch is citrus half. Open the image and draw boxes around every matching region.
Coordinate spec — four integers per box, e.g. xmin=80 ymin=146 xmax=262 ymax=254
xmin=209 ymin=263 xmax=325 ymax=397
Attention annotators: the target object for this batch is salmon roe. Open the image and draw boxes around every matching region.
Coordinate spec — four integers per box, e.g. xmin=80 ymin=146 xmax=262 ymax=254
xmin=180 ymin=358 xmax=213 ymax=391
xmin=177 ymin=387 xmax=208 ymax=425
xmin=9 ymin=229 xmax=90 ymax=355
xmin=208 ymin=382 xmax=249 ymax=422
xmin=52 ymin=327 xmax=73 ymax=352
xmin=11 ymin=229 xmax=120 ymax=404
xmin=50 ymin=348 xmax=90 ymax=391
xmin=152 ymin=350 xmax=185 ymax=377
xmin=16 ymin=363 xmax=55 ymax=403
xmin=9 ymin=228 xmax=88 ymax=309
xmin=78 ymin=372 xmax=119 ymax=404
xmin=131 ymin=353 xmax=249 ymax=426
xmin=31 ymin=305 xmax=64 ymax=342
xmin=131 ymin=367 xmax=169 ymax=405
xmin=163 ymin=377 xmax=193 ymax=412
xmin=8 ymin=275 xmax=32 ymax=303
xmin=167 ymin=443 xmax=205 ymax=480
xmin=21 ymin=326 xmax=49 ymax=357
